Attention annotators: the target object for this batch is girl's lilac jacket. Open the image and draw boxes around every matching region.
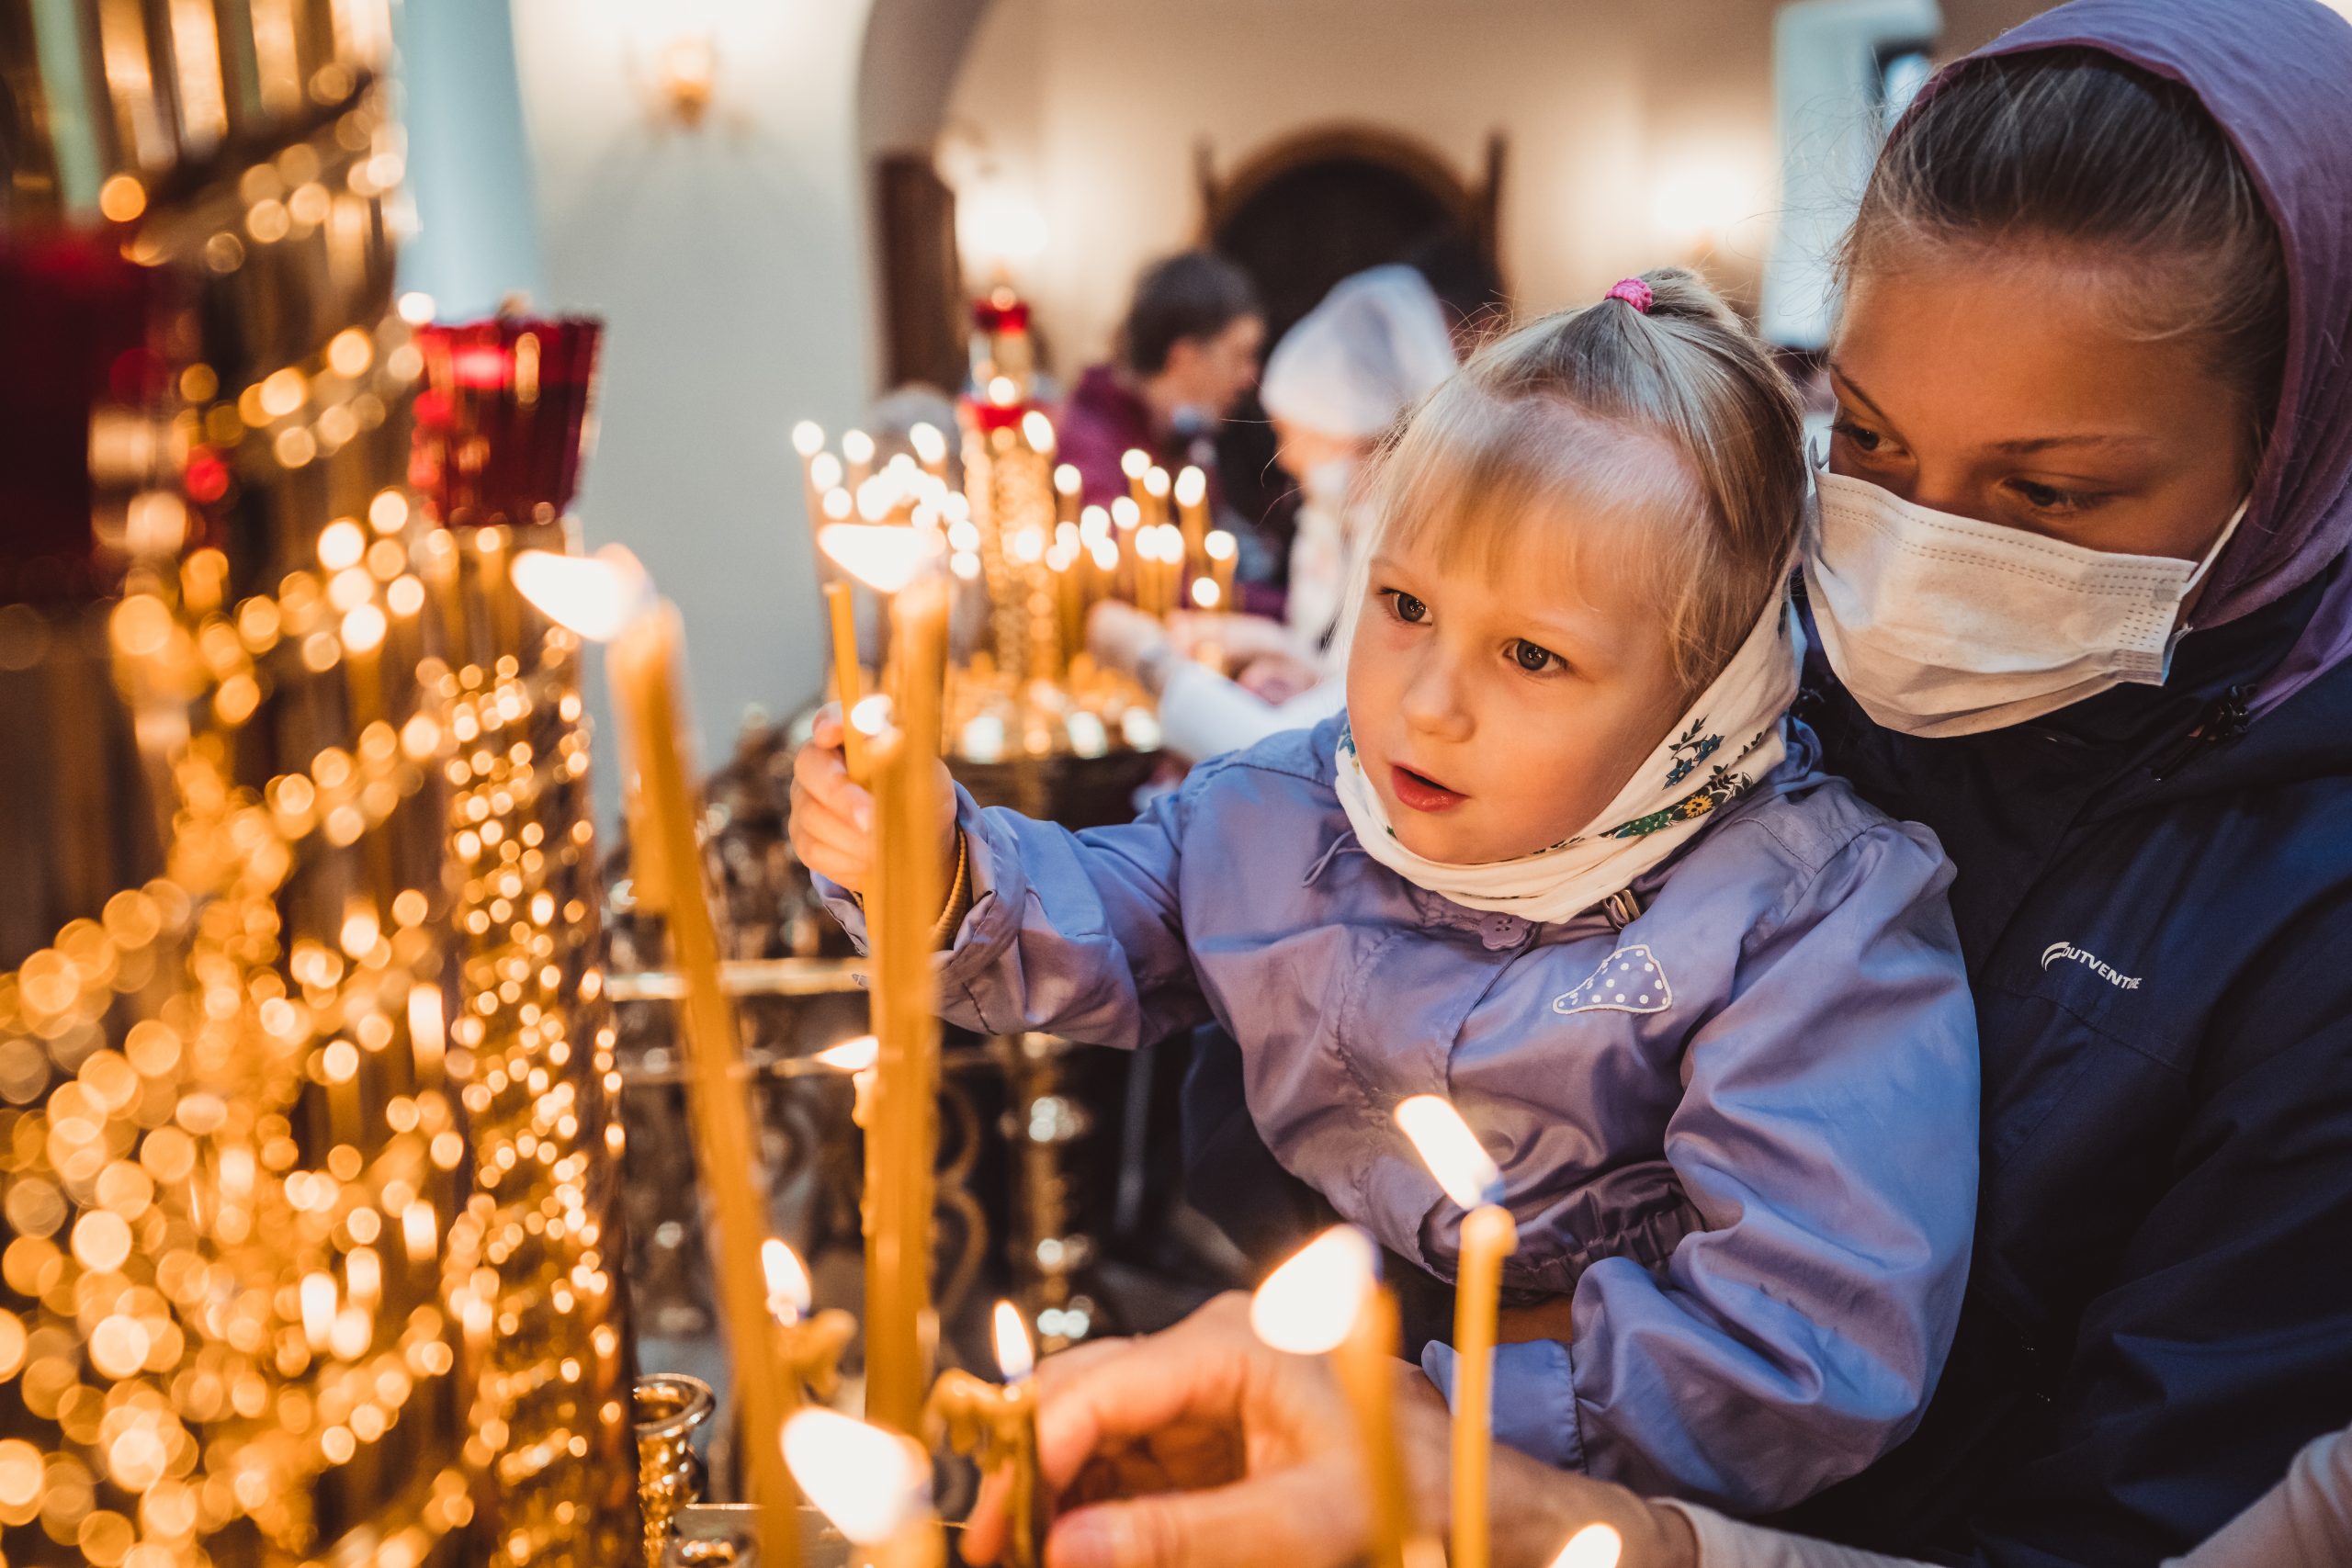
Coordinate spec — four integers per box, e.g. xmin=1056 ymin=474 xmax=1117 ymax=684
xmin=819 ymin=714 xmax=1978 ymax=1513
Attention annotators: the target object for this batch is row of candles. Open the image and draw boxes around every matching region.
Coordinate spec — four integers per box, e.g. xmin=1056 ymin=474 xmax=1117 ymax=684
xmin=513 ymin=531 xmax=1615 ymax=1568
xmin=793 ymin=417 xmax=1240 ymax=673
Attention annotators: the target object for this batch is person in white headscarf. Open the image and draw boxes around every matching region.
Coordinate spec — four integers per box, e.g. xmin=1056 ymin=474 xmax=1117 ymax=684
xmin=1089 ymin=265 xmax=1460 ymax=761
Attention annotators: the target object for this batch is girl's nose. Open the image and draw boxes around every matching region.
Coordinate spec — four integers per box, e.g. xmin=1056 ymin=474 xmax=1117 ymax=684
xmin=1400 ymin=651 xmax=1474 ymax=742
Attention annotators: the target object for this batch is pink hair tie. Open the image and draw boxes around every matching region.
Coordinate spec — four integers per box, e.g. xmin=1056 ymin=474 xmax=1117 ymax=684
xmin=1604 ymin=277 xmax=1654 ymax=313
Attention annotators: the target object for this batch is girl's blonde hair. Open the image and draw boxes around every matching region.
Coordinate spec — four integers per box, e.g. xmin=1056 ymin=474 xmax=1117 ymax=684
xmin=1360 ymin=268 xmax=1805 ymax=695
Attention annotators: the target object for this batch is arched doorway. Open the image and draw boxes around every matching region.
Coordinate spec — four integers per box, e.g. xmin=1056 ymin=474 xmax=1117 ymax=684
xmin=1197 ymin=126 xmax=1507 ymax=558
xmin=1202 ymin=125 xmax=1503 ymax=343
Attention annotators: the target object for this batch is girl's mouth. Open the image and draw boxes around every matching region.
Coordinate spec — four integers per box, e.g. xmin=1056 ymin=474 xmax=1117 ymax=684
xmin=1390 ymin=763 xmax=1468 ymax=813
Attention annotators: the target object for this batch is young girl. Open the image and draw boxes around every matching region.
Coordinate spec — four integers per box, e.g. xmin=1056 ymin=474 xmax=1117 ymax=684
xmin=790 ymin=270 xmax=1979 ymax=1513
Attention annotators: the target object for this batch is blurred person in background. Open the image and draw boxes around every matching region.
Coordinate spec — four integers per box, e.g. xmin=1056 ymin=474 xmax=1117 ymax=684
xmin=1058 ymin=250 xmax=1264 ymax=514
xmin=1088 ymin=265 xmax=1458 ymax=762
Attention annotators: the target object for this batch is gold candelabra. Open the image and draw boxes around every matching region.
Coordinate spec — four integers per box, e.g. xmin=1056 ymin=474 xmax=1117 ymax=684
xmin=0 ymin=7 xmax=635 ymax=1565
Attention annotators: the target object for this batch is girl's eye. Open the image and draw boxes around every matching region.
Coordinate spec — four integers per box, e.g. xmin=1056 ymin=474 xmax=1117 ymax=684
xmin=1511 ymin=639 xmax=1559 ymax=673
xmin=1385 ymin=590 xmax=1429 ymax=625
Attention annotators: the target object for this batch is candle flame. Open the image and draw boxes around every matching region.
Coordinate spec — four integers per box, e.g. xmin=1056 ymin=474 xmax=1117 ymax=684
xmin=1205 ymin=530 xmax=1238 ymax=562
xmin=1547 ymin=1525 xmax=1623 ymax=1568
xmin=1055 ymin=463 xmax=1081 ymax=496
xmin=1174 ymin=466 xmax=1207 ymax=508
xmin=989 ymin=376 xmax=1019 ymax=407
xmin=816 ymin=1034 xmax=878 ymax=1072
xmin=1111 ymin=497 xmax=1141 ymax=531
xmin=809 ymin=452 xmax=843 ymax=491
xmin=1120 ymin=448 xmax=1150 ymax=480
xmin=822 ymin=488 xmax=854 ymax=521
xmin=793 ymin=421 xmax=826 ymax=457
xmin=1193 ymin=578 xmax=1222 ymax=609
xmin=1144 ymin=467 xmax=1170 ymax=499
xmin=300 ymin=1270 xmax=337 ymax=1351
xmin=783 ymin=1408 xmax=933 ymax=1543
xmin=842 ymin=430 xmax=876 ymax=466
xmin=1395 ymin=1095 xmax=1504 ymax=1210
xmin=849 ymin=694 xmax=895 ymax=736
xmin=1022 ymin=411 xmax=1056 ymax=453
xmin=819 ymin=523 xmax=941 ymax=595
xmin=992 ymin=1300 xmax=1035 ymax=1382
xmin=762 ymin=1237 xmax=813 ymax=1319
xmin=1250 ymin=1225 xmax=1376 ymax=1355
xmin=510 ymin=547 xmax=657 ymax=643
xmin=910 ymin=423 xmax=948 ymax=466
xmin=342 ymin=603 xmax=387 ymax=654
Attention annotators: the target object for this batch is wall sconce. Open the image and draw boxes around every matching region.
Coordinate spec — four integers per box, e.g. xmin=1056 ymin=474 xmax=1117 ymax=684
xmin=651 ymin=34 xmax=718 ymax=129
xmin=957 ymin=185 xmax=1048 ymax=284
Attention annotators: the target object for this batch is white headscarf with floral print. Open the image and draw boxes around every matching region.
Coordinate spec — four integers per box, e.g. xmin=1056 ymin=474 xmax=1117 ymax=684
xmin=1334 ymin=585 xmax=1798 ymax=924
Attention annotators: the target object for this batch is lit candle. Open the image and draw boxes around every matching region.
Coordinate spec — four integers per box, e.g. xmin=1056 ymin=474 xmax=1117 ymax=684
xmin=1396 ymin=1095 xmax=1517 ymax=1568
xmin=794 ymin=420 xmax=828 ymax=530
xmin=910 ymin=422 xmax=948 ymax=479
xmin=1143 ymin=465 xmax=1171 ymax=536
xmin=1205 ymin=529 xmax=1238 ymax=610
xmin=824 ymin=581 xmax=870 ymax=783
xmin=993 ymin=1300 xmax=1046 ymax=1568
xmin=1022 ymin=410 xmax=1056 ymax=460
xmin=1109 ymin=497 xmax=1142 ymax=602
xmin=1120 ymin=447 xmax=1150 ymax=509
xmin=818 ymin=523 xmax=951 ymax=1436
xmin=509 ymin=546 xmax=801 ymax=1568
xmin=1252 ymin=1226 xmax=1415 ymax=1568
xmin=843 ymin=428 xmax=876 ymax=487
xmin=816 ymin=1032 xmax=880 ymax=1127
xmin=925 ymin=1301 xmax=1046 ymax=1568
xmin=1550 ymin=1525 xmax=1623 ymax=1568
xmin=1174 ymin=464 xmax=1210 ymax=566
xmin=763 ymin=1236 xmax=857 ymax=1408
xmin=784 ymin=1408 xmax=946 ymax=1568
xmin=1053 ymin=463 xmax=1081 ymax=525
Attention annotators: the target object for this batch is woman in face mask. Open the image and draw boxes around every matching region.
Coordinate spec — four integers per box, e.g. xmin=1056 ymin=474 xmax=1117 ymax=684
xmin=1772 ymin=0 xmax=2352 ymax=1561
xmin=1088 ymin=265 xmax=1459 ymax=762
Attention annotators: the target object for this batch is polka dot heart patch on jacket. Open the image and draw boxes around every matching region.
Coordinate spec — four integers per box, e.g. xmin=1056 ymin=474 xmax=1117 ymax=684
xmin=1553 ymin=945 xmax=1672 ymax=1016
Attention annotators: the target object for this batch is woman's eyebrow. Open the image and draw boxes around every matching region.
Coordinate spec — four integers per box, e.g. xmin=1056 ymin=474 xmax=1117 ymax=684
xmin=1989 ymin=431 xmax=2160 ymax=454
xmin=1826 ymin=362 xmax=1893 ymax=423
xmin=1834 ymin=361 xmax=2155 ymax=455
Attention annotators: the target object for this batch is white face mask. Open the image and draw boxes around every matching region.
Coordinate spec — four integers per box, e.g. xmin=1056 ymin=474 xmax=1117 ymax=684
xmin=1803 ymin=468 xmax=2250 ymax=738
xmin=1287 ymin=457 xmax=1363 ymax=654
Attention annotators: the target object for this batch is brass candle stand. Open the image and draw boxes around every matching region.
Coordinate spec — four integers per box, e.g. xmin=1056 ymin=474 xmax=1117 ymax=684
xmin=0 ymin=8 xmax=637 ymax=1567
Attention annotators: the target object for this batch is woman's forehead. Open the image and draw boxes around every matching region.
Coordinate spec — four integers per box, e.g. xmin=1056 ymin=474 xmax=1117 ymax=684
xmin=1836 ymin=250 xmax=2238 ymax=455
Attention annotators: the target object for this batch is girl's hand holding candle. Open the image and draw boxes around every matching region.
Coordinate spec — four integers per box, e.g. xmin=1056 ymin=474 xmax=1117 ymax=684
xmin=786 ymin=707 xmax=959 ymax=900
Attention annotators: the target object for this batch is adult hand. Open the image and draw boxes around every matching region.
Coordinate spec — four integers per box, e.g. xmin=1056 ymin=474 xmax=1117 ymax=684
xmin=1163 ymin=611 xmax=1298 ymax=670
xmin=962 ymin=1293 xmax=1702 ymax=1568
xmin=1233 ymin=650 xmax=1321 ymax=706
xmin=785 ymin=705 xmax=956 ymax=895
xmin=1088 ymin=602 xmax=1173 ymax=686
xmin=963 ymin=1292 xmax=1432 ymax=1568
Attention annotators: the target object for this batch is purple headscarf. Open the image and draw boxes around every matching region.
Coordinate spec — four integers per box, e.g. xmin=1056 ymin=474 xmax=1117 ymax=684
xmin=1949 ymin=0 xmax=2352 ymax=716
